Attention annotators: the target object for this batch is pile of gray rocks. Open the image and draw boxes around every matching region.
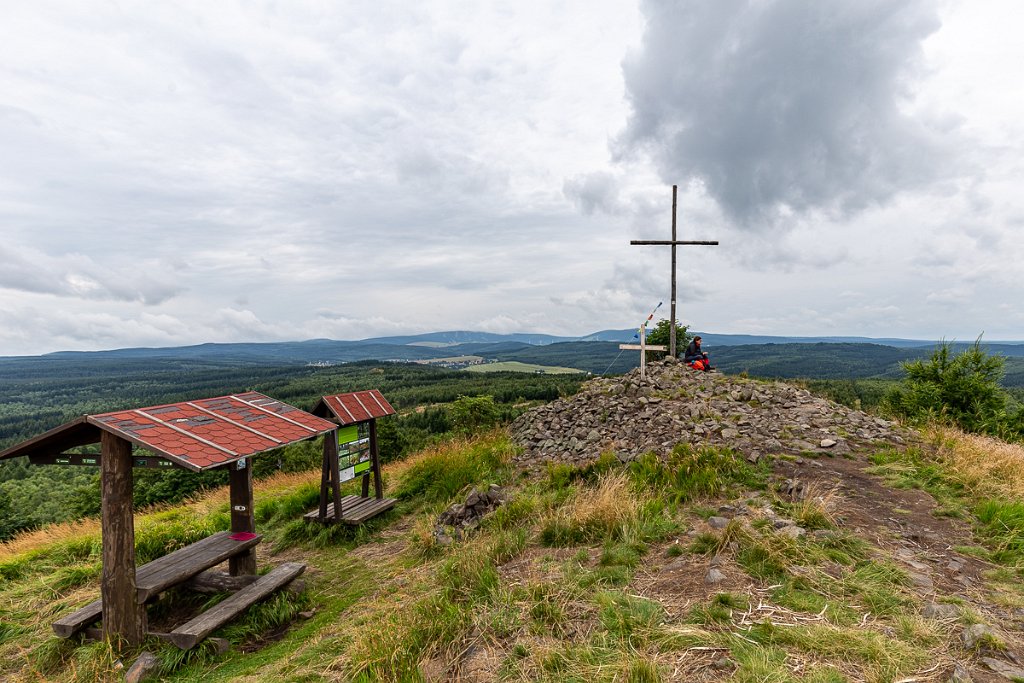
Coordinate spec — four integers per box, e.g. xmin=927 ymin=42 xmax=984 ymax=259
xmin=509 ymin=357 xmax=910 ymax=472
xmin=434 ymin=484 xmax=508 ymax=546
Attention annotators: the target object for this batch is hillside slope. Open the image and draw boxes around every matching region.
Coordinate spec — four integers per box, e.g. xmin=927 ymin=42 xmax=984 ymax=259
xmin=3 ymin=364 xmax=1024 ymax=681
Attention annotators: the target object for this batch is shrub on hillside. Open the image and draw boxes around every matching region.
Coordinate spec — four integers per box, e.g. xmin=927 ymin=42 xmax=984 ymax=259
xmin=450 ymin=395 xmax=500 ymax=435
xmin=883 ymin=339 xmax=1022 ymax=439
xmin=645 ymin=319 xmax=691 ymax=359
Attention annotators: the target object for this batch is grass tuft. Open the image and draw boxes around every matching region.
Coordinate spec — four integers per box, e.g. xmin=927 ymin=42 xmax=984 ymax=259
xmin=540 ymin=472 xmax=639 ymax=546
xmin=393 ymin=432 xmax=513 ymax=503
xmin=631 ymin=444 xmax=768 ymax=505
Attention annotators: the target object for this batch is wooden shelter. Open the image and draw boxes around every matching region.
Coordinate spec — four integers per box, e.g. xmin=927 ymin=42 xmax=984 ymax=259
xmin=0 ymin=391 xmax=336 ymax=648
xmin=304 ymin=390 xmax=397 ymax=525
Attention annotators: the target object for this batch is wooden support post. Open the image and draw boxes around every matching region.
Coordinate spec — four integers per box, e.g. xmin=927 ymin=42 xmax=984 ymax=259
xmin=360 ymin=424 xmax=371 ymax=497
xmin=670 ymin=185 xmax=678 ymax=358
xmin=228 ymin=458 xmax=256 ymax=576
xmin=100 ymin=431 xmax=145 ymax=645
xmin=327 ymin=430 xmax=342 ymax=522
xmin=318 ymin=437 xmax=331 ymax=522
xmin=369 ymin=420 xmax=383 ymax=499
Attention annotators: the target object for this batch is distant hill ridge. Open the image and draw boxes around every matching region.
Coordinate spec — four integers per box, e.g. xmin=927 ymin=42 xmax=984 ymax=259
xmin=32 ymin=329 xmax=1024 ymax=361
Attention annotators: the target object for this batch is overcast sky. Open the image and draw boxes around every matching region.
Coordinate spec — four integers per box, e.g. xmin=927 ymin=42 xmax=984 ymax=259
xmin=1 ymin=0 xmax=1022 ymax=356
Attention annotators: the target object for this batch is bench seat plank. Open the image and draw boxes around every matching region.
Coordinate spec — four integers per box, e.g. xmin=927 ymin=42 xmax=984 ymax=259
xmin=303 ymin=495 xmax=395 ymax=525
xmin=168 ymin=562 xmax=306 ymax=649
xmin=52 ymin=530 xmax=262 ymax=638
xmin=136 ymin=531 xmax=262 ymax=602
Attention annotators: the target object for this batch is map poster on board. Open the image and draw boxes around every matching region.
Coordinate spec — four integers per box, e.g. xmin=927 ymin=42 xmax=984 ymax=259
xmin=337 ymin=425 xmax=371 ymax=483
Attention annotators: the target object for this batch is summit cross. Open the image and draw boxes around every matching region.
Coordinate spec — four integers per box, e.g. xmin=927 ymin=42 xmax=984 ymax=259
xmin=630 ymin=185 xmax=719 ymax=357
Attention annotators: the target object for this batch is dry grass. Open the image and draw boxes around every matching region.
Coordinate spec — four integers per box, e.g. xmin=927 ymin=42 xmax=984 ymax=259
xmin=543 ymin=471 xmax=640 ymax=544
xmin=927 ymin=425 xmax=1024 ymax=498
xmin=0 ymin=516 xmax=102 ymax=559
xmin=0 ymin=468 xmax=321 ymax=560
xmin=787 ymin=482 xmax=842 ymax=530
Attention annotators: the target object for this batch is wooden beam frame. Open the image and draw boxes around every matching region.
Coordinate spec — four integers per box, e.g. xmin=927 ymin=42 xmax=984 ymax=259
xmin=28 ymin=452 xmax=177 ymax=469
xmin=318 ymin=430 xmax=343 ymax=523
xmin=310 ymin=421 xmax=391 ymax=524
xmin=629 ymin=184 xmax=719 ymax=357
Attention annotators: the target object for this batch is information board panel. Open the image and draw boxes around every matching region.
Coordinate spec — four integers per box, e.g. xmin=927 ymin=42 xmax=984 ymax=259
xmin=338 ymin=425 xmax=370 ymax=483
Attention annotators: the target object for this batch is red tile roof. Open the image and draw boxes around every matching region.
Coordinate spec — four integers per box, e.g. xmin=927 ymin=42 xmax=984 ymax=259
xmin=0 ymin=392 xmax=336 ymax=472
xmin=314 ymin=390 xmax=395 ymax=425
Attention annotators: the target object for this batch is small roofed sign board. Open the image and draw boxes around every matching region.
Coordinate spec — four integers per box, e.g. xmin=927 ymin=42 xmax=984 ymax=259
xmin=337 ymin=424 xmax=371 ymax=483
xmin=316 ymin=390 xmax=395 ymax=426
xmin=306 ymin=390 xmax=397 ymax=526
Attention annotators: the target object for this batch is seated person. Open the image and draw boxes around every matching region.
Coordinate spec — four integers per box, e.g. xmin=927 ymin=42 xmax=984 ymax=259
xmin=682 ymin=336 xmax=713 ymax=370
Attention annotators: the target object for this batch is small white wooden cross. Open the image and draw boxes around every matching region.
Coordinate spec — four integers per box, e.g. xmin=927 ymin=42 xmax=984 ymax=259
xmin=619 ymin=326 xmax=666 ymax=380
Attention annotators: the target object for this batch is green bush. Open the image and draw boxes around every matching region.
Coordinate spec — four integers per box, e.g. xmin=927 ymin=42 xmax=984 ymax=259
xmin=883 ymin=339 xmax=1020 ymax=438
xmin=450 ymin=395 xmax=501 ymax=435
xmin=645 ymin=319 xmax=691 ymax=359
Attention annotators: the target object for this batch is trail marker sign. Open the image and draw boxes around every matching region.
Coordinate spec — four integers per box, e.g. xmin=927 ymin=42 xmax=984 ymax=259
xmin=619 ymin=330 xmax=667 ymax=380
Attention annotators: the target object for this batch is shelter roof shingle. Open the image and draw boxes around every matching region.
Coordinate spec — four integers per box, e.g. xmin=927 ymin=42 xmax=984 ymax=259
xmin=314 ymin=390 xmax=395 ymax=425
xmin=0 ymin=391 xmax=335 ymax=471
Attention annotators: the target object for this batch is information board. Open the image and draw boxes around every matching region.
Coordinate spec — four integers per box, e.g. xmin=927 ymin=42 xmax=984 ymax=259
xmin=337 ymin=425 xmax=370 ymax=483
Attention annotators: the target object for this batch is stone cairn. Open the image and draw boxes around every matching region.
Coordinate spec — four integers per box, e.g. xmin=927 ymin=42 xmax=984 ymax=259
xmin=434 ymin=484 xmax=508 ymax=546
xmin=509 ymin=357 xmax=911 ymax=473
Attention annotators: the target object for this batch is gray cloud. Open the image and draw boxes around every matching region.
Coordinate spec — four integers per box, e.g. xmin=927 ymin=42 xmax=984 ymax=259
xmin=0 ymin=246 xmax=182 ymax=305
xmin=563 ymin=172 xmax=624 ymax=215
xmin=617 ymin=0 xmax=953 ymax=227
xmin=0 ymin=2 xmax=1022 ymax=354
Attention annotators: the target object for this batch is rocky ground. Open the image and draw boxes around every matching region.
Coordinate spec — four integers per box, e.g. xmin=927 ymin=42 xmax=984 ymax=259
xmin=504 ymin=359 xmax=1024 ymax=682
xmin=510 ymin=357 xmax=910 ymax=470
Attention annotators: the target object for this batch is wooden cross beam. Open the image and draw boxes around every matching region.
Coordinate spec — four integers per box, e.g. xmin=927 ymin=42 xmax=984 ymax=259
xmin=630 ymin=185 xmax=719 ymax=357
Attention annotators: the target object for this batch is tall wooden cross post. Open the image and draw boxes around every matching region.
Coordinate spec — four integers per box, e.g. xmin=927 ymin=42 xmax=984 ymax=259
xmin=630 ymin=185 xmax=719 ymax=357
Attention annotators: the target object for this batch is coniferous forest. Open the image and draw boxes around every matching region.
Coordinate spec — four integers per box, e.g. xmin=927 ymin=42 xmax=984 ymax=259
xmin=3 ymin=339 xmax=1024 ymax=541
xmin=0 ymin=358 xmax=582 ymax=540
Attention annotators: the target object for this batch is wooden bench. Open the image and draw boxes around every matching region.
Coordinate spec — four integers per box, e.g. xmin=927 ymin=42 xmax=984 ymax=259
xmin=53 ymin=530 xmax=262 ymax=638
xmin=166 ymin=562 xmax=306 ymax=649
xmin=303 ymin=494 xmax=396 ymax=525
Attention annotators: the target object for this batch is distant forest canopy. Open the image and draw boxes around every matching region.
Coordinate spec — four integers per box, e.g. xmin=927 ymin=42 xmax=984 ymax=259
xmin=3 ymin=338 xmax=1024 ymax=540
xmin=0 ymin=360 xmax=584 ymax=540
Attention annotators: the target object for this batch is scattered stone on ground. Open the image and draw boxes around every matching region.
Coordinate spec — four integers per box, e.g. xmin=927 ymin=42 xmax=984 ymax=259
xmin=922 ymin=602 xmax=960 ymax=620
xmin=981 ymin=657 xmax=1024 ymax=680
xmin=704 ymin=568 xmax=727 ymax=585
xmin=962 ymin=623 xmax=998 ymax=651
xmin=707 ymin=516 xmax=730 ymax=529
xmin=125 ymin=652 xmax=160 ymax=683
xmin=949 ymin=662 xmax=973 ymax=683
xmin=433 ymin=484 xmax=507 ymax=546
xmin=509 ymin=357 xmax=910 ymax=470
